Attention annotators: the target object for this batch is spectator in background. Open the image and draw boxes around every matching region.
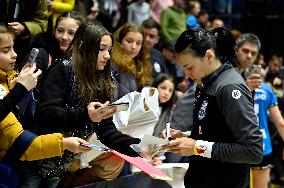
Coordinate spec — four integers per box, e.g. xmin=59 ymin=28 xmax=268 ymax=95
xmin=160 ymin=0 xmax=187 ymax=41
xmin=230 ymin=28 xmax=242 ymax=41
xmin=23 ymin=11 xmax=85 ymax=75
xmin=85 ymin=0 xmax=113 ymax=32
xmin=142 ymin=18 xmax=168 ymax=78
xmin=210 ymin=17 xmax=224 ymax=29
xmin=142 ymin=18 xmax=160 ymax=50
xmin=258 ymin=54 xmax=267 ymax=69
xmin=116 ymin=0 xmax=134 ymax=29
xmin=127 ymin=0 xmax=150 ymax=25
xmin=86 ymin=0 xmax=100 ymax=23
xmin=111 ymin=23 xmax=152 ymax=100
xmin=0 ymin=0 xmax=48 ymax=70
xmin=214 ymin=0 xmax=232 ymax=15
xmin=197 ymin=10 xmax=210 ymax=30
xmin=235 ymin=33 xmax=262 ymax=92
xmin=185 ymin=0 xmax=201 ymax=29
xmin=97 ymin=0 xmax=121 ymax=29
xmin=152 ymin=73 xmax=177 ymax=138
xmin=150 ymin=0 xmax=173 ymax=23
xmin=265 ymin=55 xmax=284 ymax=90
xmin=46 ymin=0 xmax=76 ymax=32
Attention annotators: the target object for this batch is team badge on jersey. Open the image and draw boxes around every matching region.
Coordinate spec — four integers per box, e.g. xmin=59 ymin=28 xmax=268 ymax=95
xmin=232 ymin=89 xmax=241 ymax=99
xmin=0 ymin=84 xmax=7 ymax=100
xmin=198 ymin=100 xmax=208 ymax=120
xmin=154 ymin=62 xmax=161 ymax=73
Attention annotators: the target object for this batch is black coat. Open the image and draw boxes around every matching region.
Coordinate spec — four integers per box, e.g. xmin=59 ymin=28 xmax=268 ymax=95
xmin=25 ymin=59 xmax=140 ymax=178
xmin=0 ymin=83 xmax=27 ymax=121
xmin=37 ymin=60 xmax=140 ymax=153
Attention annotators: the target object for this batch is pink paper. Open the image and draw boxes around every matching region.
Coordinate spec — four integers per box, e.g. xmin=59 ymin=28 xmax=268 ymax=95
xmin=111 ymin=150 xmax=172 ymax=181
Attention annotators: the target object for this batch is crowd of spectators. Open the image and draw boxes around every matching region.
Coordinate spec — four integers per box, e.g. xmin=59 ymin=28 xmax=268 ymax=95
xmin=1 ymin=0 xmax=284 ymax=188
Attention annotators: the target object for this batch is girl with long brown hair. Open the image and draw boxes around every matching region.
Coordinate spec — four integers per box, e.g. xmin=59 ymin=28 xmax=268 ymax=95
xmin=18 ymin=23 xmax=140 ymax=188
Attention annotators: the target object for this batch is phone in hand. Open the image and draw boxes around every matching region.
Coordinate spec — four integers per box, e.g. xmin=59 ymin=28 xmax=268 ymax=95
xmin=27 ymin=48 xmax=39 ymax=66
xmin=250 ymin=64 xmax=262 ymax=75
xmin=79 ymin=143 xmax=109 ymax=152
xmin=108 ymin=102 xmax=129 ymax=112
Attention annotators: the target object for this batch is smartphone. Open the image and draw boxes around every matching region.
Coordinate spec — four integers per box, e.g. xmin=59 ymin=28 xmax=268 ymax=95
xmin=108 ymin=102 xmax=129 ymax=112
xmin=27 ymin=48 xmax=39 ymax=66
xmin=79 ymin=143 xmax=109 ymax=152
xmin=250 ymin=64 xmax=262 ymax=75
xmin=80 ymin=143 xmax=92 ymax=148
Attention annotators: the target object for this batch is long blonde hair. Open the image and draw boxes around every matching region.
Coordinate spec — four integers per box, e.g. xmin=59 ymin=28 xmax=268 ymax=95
xmin=111 ymin=23 xmax=152 ymax=86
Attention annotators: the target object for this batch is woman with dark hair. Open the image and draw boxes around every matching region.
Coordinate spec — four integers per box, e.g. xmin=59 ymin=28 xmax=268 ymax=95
xmin=26 ymin=11 xmax=86 ymax=72
xmin=152 ymin=73 xmax=177 ymax=138
xmin=0 ymin=24 xmax=91 ymax=188
xmin=17 ymin=11 xmax=86 ymax=133
xmin=164 ymin=27 xmax=263 ymax=188
xmin=18 ymin=22 xmax=140 ymax=188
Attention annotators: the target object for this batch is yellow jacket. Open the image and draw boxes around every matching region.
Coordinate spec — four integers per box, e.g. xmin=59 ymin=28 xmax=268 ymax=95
xmin=49 ymin=0 xmax=76 ymax=27
xmin=0 ymin=70 xmax=64 ymax=161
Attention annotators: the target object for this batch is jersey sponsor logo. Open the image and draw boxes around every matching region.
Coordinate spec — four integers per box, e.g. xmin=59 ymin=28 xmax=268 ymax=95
xmin=254 ymin=93 xmax=267 ymax=101
xmin=198 ymin=100 xmax=208 ymax=120
xmin=232 ymin=89 xmax=241 ymax=99
xmin=0 ymin=84 xmax=6 ymax=99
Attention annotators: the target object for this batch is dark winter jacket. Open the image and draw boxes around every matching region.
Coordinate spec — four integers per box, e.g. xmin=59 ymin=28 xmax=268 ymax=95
xmin=22 ymin=58 xmax=140 ymax=178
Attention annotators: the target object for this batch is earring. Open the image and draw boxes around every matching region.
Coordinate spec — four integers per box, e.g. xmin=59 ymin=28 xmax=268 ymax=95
xmin=79 ymin=41 xmax=84 ymax=49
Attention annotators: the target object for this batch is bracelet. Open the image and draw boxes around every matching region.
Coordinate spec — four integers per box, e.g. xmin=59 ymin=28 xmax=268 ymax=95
xmin=193 ymin=140 xmax=214 ymax=158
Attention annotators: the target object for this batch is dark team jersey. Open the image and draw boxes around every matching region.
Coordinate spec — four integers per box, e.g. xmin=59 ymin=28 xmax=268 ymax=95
xmin=185 ymin=63 xmax=263 ymax=188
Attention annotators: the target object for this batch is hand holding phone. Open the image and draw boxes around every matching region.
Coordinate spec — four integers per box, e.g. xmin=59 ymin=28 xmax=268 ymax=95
xmin=27 ymin=48 xmax=39 ymax=66
xmin=15 ymin=61 xmax=42 ymax=91
xmin=80 ymin=143 xmax=109 ymax=152
xmin=247 ymin=65 xmax=262 ymax=91
xmin=250 ymin=64 xmax=261 ymax=75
